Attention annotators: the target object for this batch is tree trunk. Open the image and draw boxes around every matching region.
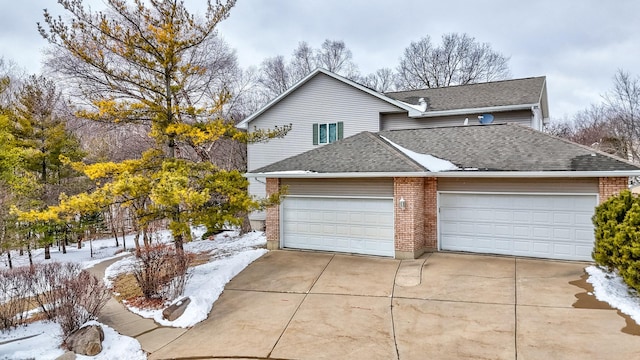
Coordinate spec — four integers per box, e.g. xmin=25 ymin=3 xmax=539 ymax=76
xmin=240 ymin=212 xmax=252 ymax=235
xmin=27 ymin=244 xmax=33 ymax=267
xmin=121 ymin=227 xmax=126 ymax=250
xmin=61 ymin=229 xmax=67 ymax=254
xmin=44 ymin=244 xmax=51 ymax=260
xmin=7 ymin=251 xmax=12 ymax=269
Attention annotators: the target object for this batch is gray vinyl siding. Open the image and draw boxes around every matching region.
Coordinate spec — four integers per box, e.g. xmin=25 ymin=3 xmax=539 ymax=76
xmin=246 ymin=73 xmax=401 ymax=203
xmin=437 ymin=178 xmax=599 ymax=194
xmin=380 ymin=110 xmax=533 ymax=130
xmin=282 ymin=178 xmax=394 ymax=197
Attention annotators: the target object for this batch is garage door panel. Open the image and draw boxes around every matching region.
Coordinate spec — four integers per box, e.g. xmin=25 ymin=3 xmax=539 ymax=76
xmin=440 ymin=193 xmax=597 ymax=261
xmin=283 ymin=197 xmax=394 ymax=257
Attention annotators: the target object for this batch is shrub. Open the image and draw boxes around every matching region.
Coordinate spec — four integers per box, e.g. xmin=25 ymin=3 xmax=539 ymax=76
xmin=0 ymin=262 xmax=110 ymax=335
xmin=132 ymin=244 xmax=193 ymax=300
xmin=56 ymin=270 xmax=110 ymax=336
xmin=592 ymin=190 xmax=635 ymax=269
xmin=0 ymin=267 xmax=32 ymax=331
xmin=593 ymin=190 xmax=640 ymax=292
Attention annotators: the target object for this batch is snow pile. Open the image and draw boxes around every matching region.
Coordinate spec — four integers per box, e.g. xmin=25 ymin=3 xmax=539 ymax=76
xmin=586 ymin=266 xmax=640 ymax=324
xmin=105 ymin=231 xmax=267 ymax=328
xmin=0 ymin=321 xmax=145 ymax=360
xmin=380 ymin=135 xmax=459 ymax=172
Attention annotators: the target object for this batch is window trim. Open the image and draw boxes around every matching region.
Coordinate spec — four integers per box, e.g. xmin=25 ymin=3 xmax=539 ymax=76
xmin=313 ymin=121 xmax=343 ymax=145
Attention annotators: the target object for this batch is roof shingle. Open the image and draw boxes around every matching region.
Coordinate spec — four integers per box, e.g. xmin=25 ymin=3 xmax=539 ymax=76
xmin=384 ymin=77 xmax=546 ymax=111
xmin=252 ymin=124 xmax=640 ymax=174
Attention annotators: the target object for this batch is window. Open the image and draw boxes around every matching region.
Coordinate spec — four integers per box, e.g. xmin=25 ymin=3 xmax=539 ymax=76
xmin=313 ymin=122 xmax=343 ymax=145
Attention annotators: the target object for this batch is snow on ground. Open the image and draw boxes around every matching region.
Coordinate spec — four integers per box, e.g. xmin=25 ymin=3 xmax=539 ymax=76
xmin=0 ymin=320 xmax=145 ymax=360
xmin=1 ymin=226 xmax=263 ymax=358
xmin=586 ymin=266 xmax=640 ymax=324
xmin=105 ymin=230 xmax=267 ymax=328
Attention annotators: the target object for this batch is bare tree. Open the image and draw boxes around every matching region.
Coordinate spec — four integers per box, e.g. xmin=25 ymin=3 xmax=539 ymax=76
xmin=258 ymin=39 xmax=361 ymax=99
xmin=290 ymin=41 xmax=315 ymax=81
xmin=604 ymin=69 xmax=640 ymax=162
xmin=397 ymin=33 xmax=510 ymax=90
xmin=359 ymin=68 xmax=398 ymax=92
xmin=259 ymin=55 xmax=292 ymax=98
xmin=315 ymin=39 xmax=359 ymax=78
xmin=546 ymin=105 xmax=628 ymax=159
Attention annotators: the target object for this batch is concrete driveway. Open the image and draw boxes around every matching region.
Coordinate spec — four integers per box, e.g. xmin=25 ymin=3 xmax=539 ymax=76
xmin=149 ymin=251 xmax=640 ymax=360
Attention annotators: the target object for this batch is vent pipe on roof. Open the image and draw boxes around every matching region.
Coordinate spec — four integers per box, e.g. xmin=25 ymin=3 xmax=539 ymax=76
xmin=418 ymin=98 xmax=428 ymax=112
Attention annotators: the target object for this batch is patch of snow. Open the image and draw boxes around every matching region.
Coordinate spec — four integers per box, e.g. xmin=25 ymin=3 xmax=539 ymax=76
xmin=258 ymin=170 xmax=317 ymax=174
xmin=0 ymin=320 xmax=144 ymax=360
xmin=380 ymin=135 xmax=459 ymax=172
xmin=398 ymin=100 xmax=427 ymax=112
xmin=586 ymin=266 xmax=640 ymax=324
xmin=129 ymin=248 xmax=267 ymax=327
xmin=103 ymin=255 xmax=137 ymax=288
xmin=104 ymin=231 xmax=267 ymax=328
xmin=1 ymin=230 xmax=175 ymax=270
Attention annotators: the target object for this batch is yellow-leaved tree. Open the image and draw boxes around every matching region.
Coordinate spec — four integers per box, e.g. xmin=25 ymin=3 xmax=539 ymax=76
xmin=36 ymin=0 xmax=288 ymax=251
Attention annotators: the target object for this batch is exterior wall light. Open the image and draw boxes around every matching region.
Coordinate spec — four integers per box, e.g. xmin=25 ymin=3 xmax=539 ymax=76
xmin=399 ymin=197 xmax=406 ymax=210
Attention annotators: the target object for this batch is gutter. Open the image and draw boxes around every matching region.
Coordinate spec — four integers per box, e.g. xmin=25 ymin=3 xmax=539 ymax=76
xmin=407 ymin=103 xmax=538 ymax=118
xmin=245 ymin=170 xmax=640 ymax=179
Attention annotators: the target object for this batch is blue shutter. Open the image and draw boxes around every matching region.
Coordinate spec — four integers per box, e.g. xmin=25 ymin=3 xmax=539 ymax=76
xmin=337 ymin=122 xmax=344 ymax=140
xmin=312 ymin=123 xmax=318 ymax=145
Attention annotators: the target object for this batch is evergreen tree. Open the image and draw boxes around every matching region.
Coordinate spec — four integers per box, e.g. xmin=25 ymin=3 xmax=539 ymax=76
xmin=9 ymin=75 xmax=86 ymax=259
xmin=37 ymin=0 xmax=287 ymax=251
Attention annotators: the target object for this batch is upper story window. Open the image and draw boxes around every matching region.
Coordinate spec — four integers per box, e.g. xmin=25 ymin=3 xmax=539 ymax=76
xmin=313 ymin=122 xmax=344 ymax=145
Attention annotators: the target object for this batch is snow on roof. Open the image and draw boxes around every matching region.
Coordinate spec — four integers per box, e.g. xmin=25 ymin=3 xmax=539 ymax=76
xmin=258 ymin=170 xmax=318 ymax=174
xmin=380 ymin=135 xmax=459 ymax=172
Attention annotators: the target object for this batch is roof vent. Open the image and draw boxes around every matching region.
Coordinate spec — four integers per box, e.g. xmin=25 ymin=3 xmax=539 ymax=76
xmin=478 ymin=114 xmax=494 ymax=125
xmin=418 ymin=98 xmax=428 ymax=112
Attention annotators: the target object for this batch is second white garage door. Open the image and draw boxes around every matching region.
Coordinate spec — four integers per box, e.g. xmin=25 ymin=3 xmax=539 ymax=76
xmin=282 ymin=196 xmax=395 ymax=257
xmin=439 ymin=192 xmax=598 ymax=261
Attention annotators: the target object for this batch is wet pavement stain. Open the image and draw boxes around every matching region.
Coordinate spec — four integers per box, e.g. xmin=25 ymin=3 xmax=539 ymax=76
xmin=570 ymin=271 xmax=640 ymax=336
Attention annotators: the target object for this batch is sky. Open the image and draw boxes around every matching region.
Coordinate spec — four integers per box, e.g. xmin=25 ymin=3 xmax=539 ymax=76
xmin=0 ymin=0 xmax=639 ymax=120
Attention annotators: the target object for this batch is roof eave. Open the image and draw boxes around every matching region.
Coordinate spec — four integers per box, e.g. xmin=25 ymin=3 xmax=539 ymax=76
xmin=411 ymin=104 xmax=537 ymax=118
xmin=246 ymin=170 xmax=640 ymax=178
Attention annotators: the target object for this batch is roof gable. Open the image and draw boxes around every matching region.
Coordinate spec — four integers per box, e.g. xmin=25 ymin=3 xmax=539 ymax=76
xmin=237 ymin=68 xmax=410 ymax=129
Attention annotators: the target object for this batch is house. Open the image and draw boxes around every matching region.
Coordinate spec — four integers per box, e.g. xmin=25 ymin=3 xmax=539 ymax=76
xmin=238 ymin=68 xmax=550 ymax=228
xmin=239 ymin=69 xmax=640 ymax=261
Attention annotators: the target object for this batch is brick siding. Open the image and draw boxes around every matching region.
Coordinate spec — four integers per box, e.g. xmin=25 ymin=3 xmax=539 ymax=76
xmin=598 ymin=177 xmax=628 ymax=204
xmin=423 ymin=177 xmax=438 ymax=250
xmin=394 ymin=177 xmax=425 ymax=258
xmin=265 ymin=178 xmax=280 ymax=250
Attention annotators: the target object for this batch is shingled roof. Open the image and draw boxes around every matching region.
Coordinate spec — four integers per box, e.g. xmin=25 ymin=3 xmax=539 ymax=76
xmin=384 ymin=77 xmax=546 ymax=112
xmin=251 ymin=124 xmax=640 ymax=175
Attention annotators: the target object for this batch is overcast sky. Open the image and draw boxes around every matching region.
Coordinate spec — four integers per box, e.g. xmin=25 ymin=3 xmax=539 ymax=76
xmin=1 ymin=0 xmax=639 ymax=119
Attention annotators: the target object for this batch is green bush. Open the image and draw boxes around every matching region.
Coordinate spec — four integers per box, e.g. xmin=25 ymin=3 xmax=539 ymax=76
xmin=592 ymin=190 xmax=640 ymax=292
xmin=592 ymin=190 xmax=635 ymax=269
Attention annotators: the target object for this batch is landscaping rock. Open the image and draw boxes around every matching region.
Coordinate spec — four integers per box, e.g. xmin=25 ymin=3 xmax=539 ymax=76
xmin=163 ymin=297 xmax=191 ymax=321
xmin=55 ymin=351 xmax=76 ymax=360
xmin=65 ymin=325 xmax=104 ymax=356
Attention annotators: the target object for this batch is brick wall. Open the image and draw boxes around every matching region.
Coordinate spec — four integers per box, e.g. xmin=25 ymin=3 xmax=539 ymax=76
xmin=265 ymin=178 xmax=280 ymax=250
xmin=423 ymin=177 xmax=438 ymax=250
xmin=394 ymin=177 xmax=425 ymax=258
xmin=598 ymin=177 xmax=628 ymax=203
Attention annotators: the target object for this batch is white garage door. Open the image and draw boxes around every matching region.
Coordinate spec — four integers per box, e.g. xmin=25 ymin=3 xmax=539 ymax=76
xmin=282 ymin=196 xmax=394 ymax=257
xmin=439 ymin=193 xmax=598 ymax=261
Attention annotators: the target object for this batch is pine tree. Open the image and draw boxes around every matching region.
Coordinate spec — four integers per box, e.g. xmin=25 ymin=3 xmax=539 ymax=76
xmin=9 ymin=75 xmax=86 ymax=259
xmin=37 ymin=0 xmax=287 ymax=251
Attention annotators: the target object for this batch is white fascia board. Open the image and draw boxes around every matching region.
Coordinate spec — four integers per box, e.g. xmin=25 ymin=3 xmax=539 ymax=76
xmin=410 ymin=104 xmax=537 ymax=118
xmin=245 ymin=170 xmax=640 ymax=178
xmin=236 ymin=68 xmax=412 ymax=129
